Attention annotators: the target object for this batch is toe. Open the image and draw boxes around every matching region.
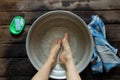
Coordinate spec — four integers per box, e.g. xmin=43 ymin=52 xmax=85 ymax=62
xmin=65 ymin=33 xmax=69 ymax=40
xmin=55 ymin=38 xmax=59 ymax=43
xmin=58 ymin=38 xmax=61 ymax=44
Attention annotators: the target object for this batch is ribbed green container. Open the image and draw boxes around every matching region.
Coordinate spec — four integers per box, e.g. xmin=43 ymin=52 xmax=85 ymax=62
xmin=9 ymin=16 xmax=25 ymax=35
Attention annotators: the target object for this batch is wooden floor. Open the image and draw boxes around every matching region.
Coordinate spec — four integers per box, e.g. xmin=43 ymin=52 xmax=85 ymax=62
xmin=0 ymin=0 xmax=120 ymax=80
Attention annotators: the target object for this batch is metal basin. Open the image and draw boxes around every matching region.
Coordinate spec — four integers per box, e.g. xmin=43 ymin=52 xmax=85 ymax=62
xmin=26 ymin=10 xmax=93 ymax=79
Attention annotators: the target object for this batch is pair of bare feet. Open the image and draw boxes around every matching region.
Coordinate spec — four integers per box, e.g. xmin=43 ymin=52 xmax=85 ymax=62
xmin=32 ymin=33 xmax=82 ymax=80
xmin=48 ymin=33 xmax=74 ymax=68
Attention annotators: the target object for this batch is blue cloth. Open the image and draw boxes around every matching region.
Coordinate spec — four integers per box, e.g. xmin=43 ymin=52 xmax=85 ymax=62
xmin=88 ymin=15 xmax=120 ymax=73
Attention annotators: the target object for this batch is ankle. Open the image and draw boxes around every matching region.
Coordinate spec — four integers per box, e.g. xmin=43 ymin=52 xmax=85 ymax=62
xmin=47 ymin=57 xmax=56 ymax=68
xmin=62 ymin=53 xmax=74 ymax=67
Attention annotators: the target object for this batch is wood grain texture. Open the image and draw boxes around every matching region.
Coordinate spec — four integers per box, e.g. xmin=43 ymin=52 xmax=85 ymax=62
xmin=0 ymin=44 xmax=27 ymax=58
xmin=0 ymin=25 xmax=29 ymax=44
xmin=106 ymin=24 xmax=120 ymax=41
xmin=80 ymin=65 xmax=120 ymax=80
xmin=0 ymin=24 xmax=120 ymax=58
xmin=0 ymin=0 xmax=120 ymax=80
xmin=0 ymin=58 xmax=120 ymax=80
xmin=0 ymin=0 xmax=120 ymax=11
xmin=0 ymin=77 xmax=31 ymax=80
xmin=0 ymin=41 xmax=119 ymax=58
xmin=0 ymin=58 xmax=36 ymax=77
xmin=0 ymin=24 xmax=120 ymax=44
xmin=0 ymin=11 xmax=120 ymax=25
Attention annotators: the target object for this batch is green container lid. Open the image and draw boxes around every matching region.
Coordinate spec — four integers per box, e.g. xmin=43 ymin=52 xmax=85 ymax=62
xmin=9 ymin=16 xmax=25 ymax=35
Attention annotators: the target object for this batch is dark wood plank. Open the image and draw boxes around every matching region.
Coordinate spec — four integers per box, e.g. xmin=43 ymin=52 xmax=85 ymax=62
xmin=109 ymin=41 xmax=120 ymax=57
xmin=0 ymin=44 xmax=27 ymax=58
xmin=0 ymin=24 xmax=120 ymax=58
xmin=2 ymin=76 xmax=116 ymax=80
xmin=81 ymin=65 xmax=120 ymax=80
xmin=0 ymin=41 xmax=120 ymax=58
xmin=0 ymin=11 xmax=45 ymax=25
xmin=0 ymin=24 xmax=120 ymax=44
xmin=80 ymin=71 xmax=118 ymax=80
xmin=0 ymin=0 xmax=119 ymax=80
xmin=0 ymin=0 xmax=120 ymax=11
xmin=0 ymin=58 xmax=120 ymax=80
xmin=106 ymin=24 xmax=120 ymax=41
xmin=0 ymin=11 xmax=120 ymax=25
xmin=0 ymin=25 xmax=29 ymax=44
xmin=73 ymin=11 xmax=120 ymax=24
xmin=0 ymin=58 xmax=36 ymax=77
xmin=0 ymin=77 xmax=31 ymax=80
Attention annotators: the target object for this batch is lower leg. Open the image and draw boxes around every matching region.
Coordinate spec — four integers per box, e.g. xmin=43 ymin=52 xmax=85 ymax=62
xmin=32 ymin=39 xmax=61 ymax=80
xmin=60 ymin=33 xmax=82 ymax=80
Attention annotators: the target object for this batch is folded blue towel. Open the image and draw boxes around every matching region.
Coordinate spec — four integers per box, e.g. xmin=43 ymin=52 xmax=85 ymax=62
xmin=88 ymin=15 xmax=120 ymax=73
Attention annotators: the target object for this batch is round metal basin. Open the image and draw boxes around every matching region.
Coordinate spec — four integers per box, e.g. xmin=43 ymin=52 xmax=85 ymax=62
xmin=26 ymin=10 xmax=93 ymax=79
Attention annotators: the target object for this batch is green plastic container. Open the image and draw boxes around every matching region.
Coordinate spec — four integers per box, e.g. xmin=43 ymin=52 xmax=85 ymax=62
xmin=9 ymin=16 xmax=25 ymax=35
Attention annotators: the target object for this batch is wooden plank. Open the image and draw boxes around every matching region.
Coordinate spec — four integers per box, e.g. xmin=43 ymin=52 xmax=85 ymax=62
xmin=81 ymin=75 xmax=120 ymax=80
xmin=0 ymin=25 xmax=29 ymax=44
xmin=0 ymin=24 xmax=120 ymax=44
xmin=73 ymin=11 xmax=120 ymax=24
xmin=0 ymin=77 xmax=65 ymax=80
xmin=106 ymin=24 xmax=120 ymax=41
xmin=0 ymin=44 xmax=27 ymax=58
xmin=0 ymin=58 xmax=120 ymax=80
xmin=0 ymin=24 xmax=120 ymax=58
xmin=0 ymin=11 xmax=120 ymax=25
xmin=0 ymin=11 xmax=45 ymax=25
xmin=0 ymin=58 xmax=36 ymax=77
xmin=109 ymin=41 xmax=120 ymax=57
xmin=81 ymin=65 xmax=120 ymax=80
xmin=0 ymin=77 xmax=31 ymax=80
xmin=0 ymin=41 xmax=120 ymax=58
xmin=0 ymin=41 xmax=119 ymax=58
xmin=0 ymin=76 xmax=106 ymax=80
xmin=82 ymin=65 xmax=120 ymax=75
xmin=0 ymin=0 xmax=120 ymax=11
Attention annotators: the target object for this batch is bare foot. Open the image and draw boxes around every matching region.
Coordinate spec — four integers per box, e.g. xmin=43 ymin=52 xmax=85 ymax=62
xmin=62 ymin=33 xmax=71 ymax=52
xmin=48 ymin=38 xmax=61 ymax=68
xmin=59 ymin=33 xmax=74 ymax=67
